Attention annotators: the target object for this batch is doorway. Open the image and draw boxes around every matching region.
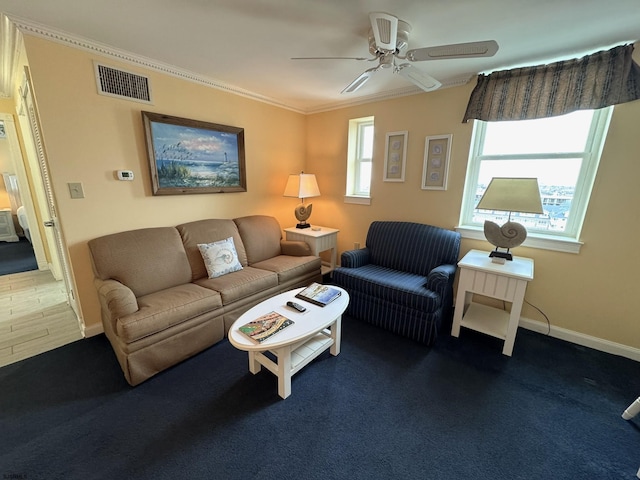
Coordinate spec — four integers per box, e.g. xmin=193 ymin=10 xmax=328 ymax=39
xmin=0 ymin=75 xmax=84 ymax=366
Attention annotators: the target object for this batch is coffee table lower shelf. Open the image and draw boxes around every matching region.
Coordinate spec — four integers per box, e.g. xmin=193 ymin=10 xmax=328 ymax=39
xmin=249 ymin=330 xmax=335 ymax=399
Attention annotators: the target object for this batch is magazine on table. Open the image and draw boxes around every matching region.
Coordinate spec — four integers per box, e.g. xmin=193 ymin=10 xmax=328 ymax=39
xmin=238 ymin=311 xmax=294 ymax=343
xmin=295 ymin=282 xmax=342 ymax=307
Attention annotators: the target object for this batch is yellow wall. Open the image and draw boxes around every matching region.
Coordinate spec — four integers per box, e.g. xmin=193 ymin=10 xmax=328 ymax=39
xmin=14 ymin=34 xmax=640 ymax=351
xmin=20 ymin=36 xmax=306 ymax=331
xmin=306 ymin=84 xmax=640 ymax=351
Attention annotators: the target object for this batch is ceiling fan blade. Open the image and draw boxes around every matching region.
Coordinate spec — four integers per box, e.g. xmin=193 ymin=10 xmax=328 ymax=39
xmin=369 ymin=12 xmax=398 ymax=52
xmin=406 ymin=40 xmax=499 ymax=61
xmin=341 ymin=67 xmax=378 ymax=94
xmin=397 ymin=64 xmax=442 ymax=92
xmin=291 ymin=56 xmax=374 ymax=61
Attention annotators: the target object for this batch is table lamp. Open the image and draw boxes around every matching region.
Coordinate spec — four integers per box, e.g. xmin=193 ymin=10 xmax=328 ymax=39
xmin=283 ymin=172 xmax=320 ymax=229
xmin=476 ymin=177 xmax=543 ymax=261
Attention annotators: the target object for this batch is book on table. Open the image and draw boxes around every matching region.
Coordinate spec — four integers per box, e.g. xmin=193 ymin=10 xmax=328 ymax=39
xmin=238 ymin=311 xmax=294 ymax=343
xmin=295 ymin=282 xmax=342 ymax=307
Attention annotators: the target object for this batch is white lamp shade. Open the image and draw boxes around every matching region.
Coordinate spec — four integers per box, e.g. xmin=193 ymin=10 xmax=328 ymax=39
xmin=476 ymin=177 xmax=543 ymax=214
xmin=283 ymin=173 xmax=321 ymax=199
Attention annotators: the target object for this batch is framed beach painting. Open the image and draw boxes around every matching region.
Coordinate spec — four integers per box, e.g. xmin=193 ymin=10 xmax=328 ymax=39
xmin=142 ymin=111 xmax=246 ymax=195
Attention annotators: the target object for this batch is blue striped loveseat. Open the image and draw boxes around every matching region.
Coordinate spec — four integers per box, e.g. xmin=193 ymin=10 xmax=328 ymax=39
xmin=332 ymin=221 xmax=461 ymax=345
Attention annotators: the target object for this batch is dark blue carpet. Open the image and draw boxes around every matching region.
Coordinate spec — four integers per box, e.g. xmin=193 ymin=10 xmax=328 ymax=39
xmin=1 ymin=318 xmax=639 ymax=480
xmin=0 ymin=237 xmax=37 ymax=275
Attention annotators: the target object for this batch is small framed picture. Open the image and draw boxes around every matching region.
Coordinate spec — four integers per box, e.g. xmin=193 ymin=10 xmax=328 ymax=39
xmin=422 ymin=134 xmax=452 ymax=190
xmin=383 ymin=131 xmax=408 ymax=182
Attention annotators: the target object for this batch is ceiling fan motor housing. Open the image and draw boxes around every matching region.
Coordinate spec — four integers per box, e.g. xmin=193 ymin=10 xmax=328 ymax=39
xmin=368 ymin=20 xmax=411 ymax=55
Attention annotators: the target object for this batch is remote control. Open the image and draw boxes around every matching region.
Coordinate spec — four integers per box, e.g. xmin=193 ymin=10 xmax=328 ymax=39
xmin=286 ymin=301 xmax=306 ymax=312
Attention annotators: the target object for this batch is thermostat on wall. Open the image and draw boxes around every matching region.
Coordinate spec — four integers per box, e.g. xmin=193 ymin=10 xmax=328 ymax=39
xmin=117 ymin=170 xmax=134 ymax=181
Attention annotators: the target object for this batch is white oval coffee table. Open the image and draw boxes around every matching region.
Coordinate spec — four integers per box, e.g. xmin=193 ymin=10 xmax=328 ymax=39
xmin=229 ymin=286 xmax=349 ymax=399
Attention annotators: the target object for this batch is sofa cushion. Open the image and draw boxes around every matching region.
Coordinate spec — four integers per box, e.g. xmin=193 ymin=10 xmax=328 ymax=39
xmin=116 ymin=283 xmax=223 ymax=343
xmin=252 ymin=255 xmax=321 ymax=283
xmin=198 ymin=236 xmax=244 ymax=278
xmin=280 ymin=240 xmax=313 ymax=256
xmin=177 ymin=219 xmax=248 ymax=281
xmin=195 ymin=266 xmax=278 ymax=304
xmin=234 ymin=215 xmax=282 ymax=264
xmin=332 ymin=264 xmax=441 ymax=313
xmin=88 ymin=227 xmax=192 ymax=298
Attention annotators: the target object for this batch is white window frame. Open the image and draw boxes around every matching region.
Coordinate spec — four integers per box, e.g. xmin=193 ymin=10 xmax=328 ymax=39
xmin=345 ymin=116 xmax=374 ymax=205
xmin=457 ymin=107 xmax=613 ymax=254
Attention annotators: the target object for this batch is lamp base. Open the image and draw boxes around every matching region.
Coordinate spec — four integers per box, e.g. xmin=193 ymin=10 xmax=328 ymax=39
xmin=296 ymin=222 xmax=311 ymax=229
xmin=489 ymin=249 xmax=513 ymax=261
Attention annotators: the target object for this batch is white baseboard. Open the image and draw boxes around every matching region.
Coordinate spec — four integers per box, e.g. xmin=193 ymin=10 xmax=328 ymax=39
xmin=83 ymin=322 xmax=104 ymax=338
xmin=519 ymin=317 xmax=640 ymax=363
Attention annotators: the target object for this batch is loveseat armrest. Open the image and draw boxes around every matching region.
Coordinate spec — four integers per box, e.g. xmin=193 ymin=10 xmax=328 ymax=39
xmin=280 ymin=240 xmax=312 ymax=256
xmin=425 ymin=264 xmax=457 ymax=294
xmin=340 ymin=248 xmax=371 ymax=268
xmin=94 ymin=279 xmax=139 ymax=329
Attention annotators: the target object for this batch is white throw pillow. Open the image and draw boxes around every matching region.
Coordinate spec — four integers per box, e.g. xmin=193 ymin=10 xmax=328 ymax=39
xmin=198 ymin=236 xmax=243 ymax=278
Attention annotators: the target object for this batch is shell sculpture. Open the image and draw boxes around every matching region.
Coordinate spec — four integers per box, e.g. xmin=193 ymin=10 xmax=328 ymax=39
xmin=483 ymin=220 xmax=527 ymax=249
xmin=294 ymin=203 xmax=313 ymax=223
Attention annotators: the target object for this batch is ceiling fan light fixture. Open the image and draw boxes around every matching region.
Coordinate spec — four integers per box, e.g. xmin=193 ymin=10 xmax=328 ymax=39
xmin=379 ymin=54 xmax=394 ymax=69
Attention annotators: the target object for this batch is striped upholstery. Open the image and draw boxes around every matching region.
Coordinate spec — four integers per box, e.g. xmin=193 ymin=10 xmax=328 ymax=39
xmin=366 ymin=221 xmax=459 ymax=275
xmin=333 ymin=221 xmax=460 ymax=345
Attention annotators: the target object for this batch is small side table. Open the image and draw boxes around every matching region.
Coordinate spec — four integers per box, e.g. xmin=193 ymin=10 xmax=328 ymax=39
xmin=0 ymin=209 xmax=19 ymax=242
xmin=451 ymin=249 xmax=534 ymax=356
xmin=284 ymin=226 xmax=339 ymax=276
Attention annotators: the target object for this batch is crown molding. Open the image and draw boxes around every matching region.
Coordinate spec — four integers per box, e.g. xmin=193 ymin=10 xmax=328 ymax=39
xmin=5 ymin=14 xmax=309 ymax=113
xmin=3 ymin=14 xmax=473 ymax=115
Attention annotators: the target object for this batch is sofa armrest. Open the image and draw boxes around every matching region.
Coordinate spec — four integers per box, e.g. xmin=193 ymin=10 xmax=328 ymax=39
xmin=340 ymin=248 xmax=371 ymax=268
xmin=425 ymin=264 xmax=457 ymax=293
xmin=95 ymin=279 xmax=139 ymax=327
xmin=280 ymin=240 xmax=312 ymax=256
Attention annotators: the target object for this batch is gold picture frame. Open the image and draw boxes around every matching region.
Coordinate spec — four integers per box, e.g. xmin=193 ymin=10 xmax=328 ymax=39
xmin=142 ymin=111 xmax=246 ymax=195
xmin=422 ymin=134 xmax=452 ymax=190
xmin=383 ymin=131 xmax=408 ymax=182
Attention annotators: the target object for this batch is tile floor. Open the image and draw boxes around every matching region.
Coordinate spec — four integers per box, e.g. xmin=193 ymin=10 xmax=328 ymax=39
xmin=0 ymin=269 xmax=84 ymax=368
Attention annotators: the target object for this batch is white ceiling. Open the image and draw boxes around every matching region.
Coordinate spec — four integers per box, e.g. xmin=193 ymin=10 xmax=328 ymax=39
xmin=1 ymin=0 xmax=639 ymax=113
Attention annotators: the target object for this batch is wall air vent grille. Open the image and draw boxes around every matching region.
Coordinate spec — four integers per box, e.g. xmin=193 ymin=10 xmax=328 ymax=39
xmin=94 ymin=63 xmax=152 ymax=104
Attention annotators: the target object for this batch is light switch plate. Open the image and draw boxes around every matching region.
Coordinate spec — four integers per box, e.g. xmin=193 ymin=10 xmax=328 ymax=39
xmin=68 ymin=182 xmax=84 ymax=199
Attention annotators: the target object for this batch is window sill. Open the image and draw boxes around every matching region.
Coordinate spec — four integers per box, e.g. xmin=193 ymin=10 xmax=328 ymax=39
xmin=344 ymin=195 xmax=371 ymax=205
xmin=455 ymin=225 xmax=583 ymax=254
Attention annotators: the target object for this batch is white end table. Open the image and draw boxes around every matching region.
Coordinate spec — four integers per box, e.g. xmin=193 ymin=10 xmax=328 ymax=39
xmin=451 ymin=249 xmax=534 ymax=356
xmin=284 ymin=226 xmax=339 ymax=276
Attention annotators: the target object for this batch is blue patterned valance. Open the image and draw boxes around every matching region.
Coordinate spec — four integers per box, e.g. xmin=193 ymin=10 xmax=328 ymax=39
xmin=463 ymin=44 xmax=640 ymax=122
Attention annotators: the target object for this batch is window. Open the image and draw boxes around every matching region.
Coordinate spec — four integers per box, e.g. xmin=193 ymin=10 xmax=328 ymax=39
xmin=345 ymin=116 xmax=374 ymax=204
xmin=458 ymin=107 xmax=613 ymax=253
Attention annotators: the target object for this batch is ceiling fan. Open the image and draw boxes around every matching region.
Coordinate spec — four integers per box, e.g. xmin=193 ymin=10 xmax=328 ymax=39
xmin=292 ymin=12 xmax=499 ymax=94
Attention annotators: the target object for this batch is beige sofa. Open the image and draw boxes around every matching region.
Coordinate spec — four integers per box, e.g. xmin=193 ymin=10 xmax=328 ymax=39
xmin=88 ymin=215 xmax=322 ymax=386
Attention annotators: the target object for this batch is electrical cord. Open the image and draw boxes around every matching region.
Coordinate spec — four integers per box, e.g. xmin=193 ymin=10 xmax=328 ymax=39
xmin=501 ymin=299 xmax=551 ymax=335
xmin=524 ymin=299 xmax=551 ymax=335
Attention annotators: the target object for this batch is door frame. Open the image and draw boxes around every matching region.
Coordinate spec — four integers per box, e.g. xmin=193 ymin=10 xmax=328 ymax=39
xmin=12 ymin=67 xmax=83 ymax=326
